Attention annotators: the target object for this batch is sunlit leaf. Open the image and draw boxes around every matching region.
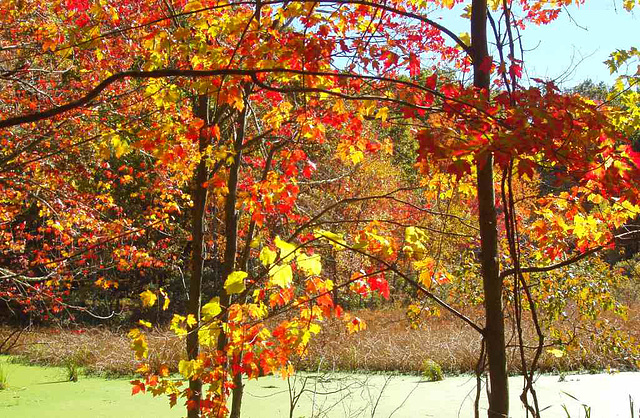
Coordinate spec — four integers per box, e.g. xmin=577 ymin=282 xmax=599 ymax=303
xmin=260 ymin=247 xmax=277 ymax=266
xmin=202 ymin=297 xmax=222 ymax=321
xmin=547 ymin=348 xmax=564 ymax=358
xmin=274 ymin=236 xmax=297 ymax=262
xmin=270 ymin=264 xmax=293 ymax=288
xmin=140 ymin=290 xmax=157 ymax=308
xmin=225 ymin=270 xmax=248 ymax=294
xmin=297 ymin=253 xmax=322 ymax=276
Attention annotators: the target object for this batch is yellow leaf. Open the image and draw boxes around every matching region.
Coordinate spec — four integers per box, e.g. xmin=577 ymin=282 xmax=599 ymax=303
xmin=459 ymin=32 xmax=471 ymax=48
xmin=198 ymin=324 xmax=220 ymax=347
xmin=274 ymin=236 xmax=297 ymax=262
xmin=442 ymin=0 xmax=454 ymax=9
xmin=623 ymin=0 xmax=635 ymax=11
xmin=346 ymin=316 xmax=366 ymax=333
xmin=349 ymin=148 xmax=364 ymax=165
xmin=297 ymin=253 xmax=322 ymax=276
xmin=170 ymin=314 xmax=188 ymax=337
xmin=178 ymin=359 xmax=201 ymax=379
xmin=138 ymin=320 xmax=152 ymax=328
xmin=135 ymin=363 xmax=150 ymax=374
xmin=314 ymin=229 xmax=345 ymax=250
xmin=248 ymin=302 xmax=268 ymax=319
xmin=128 ymin=328 xmax=148 ymax=360
xmin=140 ymin=290 xmax=157 ymax=308
xmin=260 ymin=247 xmax=277 ymax=266
xmin=202 ymin=297 xmax=222 ymax=321
xmin=376 ymin=107 xmax=389 ymax=123
xmin=309 ymin=323 xmax=321 ymax=334
xmin=110 ymin=134 xmax=129 ymax=158
xmin=159 ymin=287 xmax=170 ymax=310
xmin=186 ymin=314 xmax=197 ymax=327
xmin=547 ymin=348 xmax=564 ymax=358
xmin=225 ymin=271 xmax=248 ymax=294
xmin=184 ymin=1 xmax=203 ymax=13
xmin=270 ymin=264 xmax=293 ymax=288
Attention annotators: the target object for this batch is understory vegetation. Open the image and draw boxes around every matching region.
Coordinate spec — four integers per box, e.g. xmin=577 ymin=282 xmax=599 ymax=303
xmin=3 ymin=301 xmax=639 ymax=379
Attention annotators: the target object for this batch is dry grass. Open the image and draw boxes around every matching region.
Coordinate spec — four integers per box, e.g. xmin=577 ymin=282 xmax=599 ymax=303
xmin=297 ymin=305 xmax=640 ymax=375
xmin=1 ymin=304 xmax=638 ymax=377
xmin=297 ymin=308 xmax=483 ymax=375
xmin=1 ymin=327 xmax=185 ymax=377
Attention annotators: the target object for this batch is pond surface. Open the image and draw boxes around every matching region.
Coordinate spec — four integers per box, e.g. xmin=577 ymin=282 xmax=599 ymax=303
xmin=245 ymin=371 xmax=640 ymax=417
xmin=1 ymin=357 xmax=638 ymax=417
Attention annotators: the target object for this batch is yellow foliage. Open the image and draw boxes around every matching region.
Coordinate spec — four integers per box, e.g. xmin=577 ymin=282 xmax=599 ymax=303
xmin=128 ymin=328 xmax=148 ymax=360
xmin=297 ymin=253 xmax=322 ymax=276
xmin=259 ymin=247 xmax=277 ymax=266
xmin=270 ymin=264 xmax=293 ymax=288
xmin=224 ymin=270 xmax=248 ymax=294
xmin=140 ymin=290 xmax=157 ymax=308
xmin=202 ymin=297 xmax=222 ymax=321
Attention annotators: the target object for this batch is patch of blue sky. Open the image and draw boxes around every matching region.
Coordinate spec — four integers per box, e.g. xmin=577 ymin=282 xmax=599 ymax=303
xmin=426 ymin=1 xmax=638 ymax=87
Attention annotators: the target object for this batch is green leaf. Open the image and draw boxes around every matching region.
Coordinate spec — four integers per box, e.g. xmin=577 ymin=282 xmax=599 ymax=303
xmin=270 ymin=264 xmax=293 ymax=288
xmin=225 ymin=271 xmax=248 ymax=294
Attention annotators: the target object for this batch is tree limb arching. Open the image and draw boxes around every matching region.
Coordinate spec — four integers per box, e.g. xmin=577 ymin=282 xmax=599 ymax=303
xmin=0 ymin=68 xmax=502 ymax=130
xmin=499 ymin=245 xmax=604 ymax=280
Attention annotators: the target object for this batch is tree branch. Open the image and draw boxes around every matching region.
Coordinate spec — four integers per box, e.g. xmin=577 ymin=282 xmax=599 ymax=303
xmin=499 ymin=245 xmax=604 ymax=280
xmin=0 ymin=67 xmax=498 ymax=130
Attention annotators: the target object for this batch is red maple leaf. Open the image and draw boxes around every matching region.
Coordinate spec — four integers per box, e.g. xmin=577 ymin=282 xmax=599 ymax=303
xmin=408 ymin=53 xmax=421 ymax=78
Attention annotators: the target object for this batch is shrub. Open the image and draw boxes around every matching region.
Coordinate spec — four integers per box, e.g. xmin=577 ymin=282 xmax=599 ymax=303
xmin=421 ymin=359 xmax=443 ymax=382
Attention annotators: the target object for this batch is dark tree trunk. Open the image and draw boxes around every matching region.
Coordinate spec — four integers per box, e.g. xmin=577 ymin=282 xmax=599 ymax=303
xmin=217 ymin=102 xmax=248 ymax=418
xmin=471 ymin=1 xmax=509 ymax=417
xmin=186 ymin=95 xmax=210 ymax=418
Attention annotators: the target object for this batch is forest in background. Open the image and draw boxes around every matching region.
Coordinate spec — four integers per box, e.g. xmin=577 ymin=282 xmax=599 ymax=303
xmin=1 ymin=0 xmax=640 ymax=417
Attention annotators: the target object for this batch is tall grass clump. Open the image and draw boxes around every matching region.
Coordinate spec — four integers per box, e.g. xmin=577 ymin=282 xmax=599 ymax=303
xmin=0 ymin=364 xmax=8 ymax=390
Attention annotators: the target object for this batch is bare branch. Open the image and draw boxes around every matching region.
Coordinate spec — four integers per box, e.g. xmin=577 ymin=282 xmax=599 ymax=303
xmin=499 ymin=245 xmax=604 ymax=280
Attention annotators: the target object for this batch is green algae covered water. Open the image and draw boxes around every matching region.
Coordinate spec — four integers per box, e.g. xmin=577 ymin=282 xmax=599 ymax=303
xmin=1 ymin=357 xmax=639 ymax=417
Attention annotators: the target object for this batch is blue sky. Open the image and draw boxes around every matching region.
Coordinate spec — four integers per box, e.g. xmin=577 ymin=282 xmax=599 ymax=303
xmin=520 ymin=2 xmax=638 ymax=86
xmin=432 ymin=2 xmax=639 ymax=88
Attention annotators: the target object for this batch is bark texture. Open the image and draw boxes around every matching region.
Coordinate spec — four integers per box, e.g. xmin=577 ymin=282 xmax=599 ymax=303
xmin=471 ymin=1 xmax=509 ymax=417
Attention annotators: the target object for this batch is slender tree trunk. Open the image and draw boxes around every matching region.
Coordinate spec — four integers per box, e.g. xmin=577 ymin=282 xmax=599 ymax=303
xmin=471 ymin=1 xmax=509 ymax=417
xmin=187 ymin=95 xmax=210 ymax=418
xmin=217 ymin=103 xmax=248 ymax=418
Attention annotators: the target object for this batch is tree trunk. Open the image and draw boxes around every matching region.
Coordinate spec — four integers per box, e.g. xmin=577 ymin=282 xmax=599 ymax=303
xmin=187 ymin=95 xmax=210 ymax=418
xmin=471 ymin=1 xmax=509 ymax=417
xmin=217 ymin=102 xmax=248 ymax=418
